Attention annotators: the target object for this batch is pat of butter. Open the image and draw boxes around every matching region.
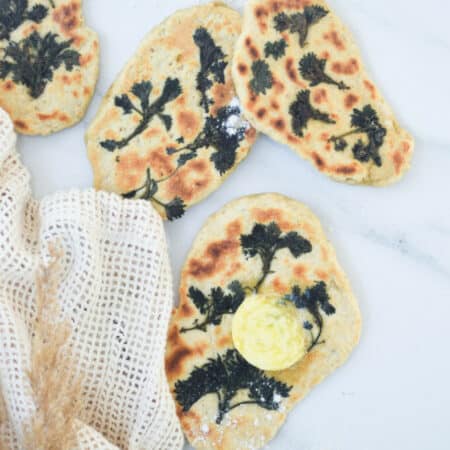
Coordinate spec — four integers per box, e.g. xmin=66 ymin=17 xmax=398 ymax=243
xmin=232 ymin=294 xmax=306 ymax=371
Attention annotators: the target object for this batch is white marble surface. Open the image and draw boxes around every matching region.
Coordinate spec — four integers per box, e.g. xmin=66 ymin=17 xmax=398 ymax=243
xmin=17 ymin=0 xmax=450 ymax=449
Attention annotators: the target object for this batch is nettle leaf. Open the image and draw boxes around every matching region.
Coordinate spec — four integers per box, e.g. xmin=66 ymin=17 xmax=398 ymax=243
xmin=289 ymin=90 xmax=335 ymax=137
xmin=193 ymin=27 xmax=228 ymax=112
xmin=181 ymin=280 xmax=246 ymax=333
xmin=250 ymin=60 xmax=273 ymax=95
xmin=274 ymin=5 xmax=328 ymax=47
xmin=0 ymin=31 xmax=80 ymax=98
xmin=285 ymin=281 xmax=335 ymax=351
xmin=241 ymin=222 xmax=312 ymax=291
xmin=0 ymin=0 xmax=49 ymax=40
xmin=299 ymin=53 xmax=349 ymax=90
xmin=264 ymin=39 xmax=287 ymax=60
xmin=174 ymin=349 xmax=292 ymax=424
xmin=330 ymin=105 xmax=386 ymax=166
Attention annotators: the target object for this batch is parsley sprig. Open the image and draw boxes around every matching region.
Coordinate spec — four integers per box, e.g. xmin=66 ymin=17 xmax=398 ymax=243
xmin=0 ymin=31 xmax=80 ymax=98
xmin=0 ymin=0 xmax=48 ymax=41
xmin=166 ymin=105 xmax=248 ymax=175
xmin=299 ymin=53 xmax=349 ymax=90
xmin=101 ymin=78 xmax=182 ymax=151
xmin=285 ymin=282 xmax=336 ymax=351
xmin=180 ymin=281 xmax=245 ymax=333
xmin=329 ymin=105 xmax=387 ymax=166
xmin=194 ymin=27 xmax=227 ymax=113
xmin=250 ymin=60 xmax=273 ymax=95
xmin=122 ymin=168 xmax=185 ymax=221
xmin=241 ymin=222 xmax=312 ymax=292
xmin=289 ymin=90 xmax=335 ymax=137
xmin=274 ymin=5 xmax=328 ymax=48
xmin=174 ymin=349 xmax=292 ymax=424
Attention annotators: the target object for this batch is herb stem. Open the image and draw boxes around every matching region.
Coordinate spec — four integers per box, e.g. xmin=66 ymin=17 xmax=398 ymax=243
xmin=329 ymin=128 xmax=363 ymax=142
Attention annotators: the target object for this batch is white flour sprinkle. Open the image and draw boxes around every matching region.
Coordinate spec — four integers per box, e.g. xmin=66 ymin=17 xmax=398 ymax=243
xmin=201 ymin=424 xmax=210 ymax=434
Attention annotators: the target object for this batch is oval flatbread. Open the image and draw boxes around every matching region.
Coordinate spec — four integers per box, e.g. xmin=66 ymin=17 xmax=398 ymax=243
xmin=166 ymin=193 xmax=361 ymax=449
xmin=86 ymin=3 xmax=256 ymax=221
xmin=232 ymin=0 xmax=414 ymax=185
xmin=0 ymin=0 xmax=99 ymax=135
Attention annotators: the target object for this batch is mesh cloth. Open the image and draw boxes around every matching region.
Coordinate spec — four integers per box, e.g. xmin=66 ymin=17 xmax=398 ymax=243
xmin=0 ymin=108 xmax=184 ymax=450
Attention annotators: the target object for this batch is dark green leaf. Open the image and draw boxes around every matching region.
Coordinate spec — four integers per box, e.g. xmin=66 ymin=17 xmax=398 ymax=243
xmin=250 ymin=60 xmax=273 ymax=95
xmin=177 ymin=152 xmax=196 ymax=167
xmin=158 ymin=113 xmax=172 ymax=131
xmin=264 ymin=39 xmax=287 ymax=60
xmin=188 ymin=286 xmax=209 ymax=315
xmin=174 ymin=349 xmax=292 ymax=423
xmin=193 ymin=27 xmax=227 ymax=112
xmin=165 ymin=197 xmax=186 ymax=221
xmin=0 ymin=31 xmax=80 ymax=98
xmin=299 ymin=52 xmax=349 ymax=90
xmin=115 ymin=94 xmax=134 ymax=115
xmin=289 ymin=90 xmax=335 ymax=137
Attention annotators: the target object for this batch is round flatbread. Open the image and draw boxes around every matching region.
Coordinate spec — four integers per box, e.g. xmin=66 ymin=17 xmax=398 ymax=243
xmin=232 ymin=0 xmax=414 ymax=186
xmin=86 ymin=3 xmax=256 ymax=221
xmin=0 ymin=0 xmax=99 ymax=135
xmin=166 ymin=193 xmax=361 ymax=449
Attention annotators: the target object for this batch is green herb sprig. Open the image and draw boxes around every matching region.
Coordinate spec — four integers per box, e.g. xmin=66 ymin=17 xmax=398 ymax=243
xmin=264 ymin=39 xmax=287 ymax=60
xmin=166 ymin=105 xmax=248 ymax=175
xmin=249 ymin=59 xmax=273 ymax=95
xmin=180 ymin=281 xmax=245 ymax=333
xmin=274 ymin=5 xmax=328 ymax=48
xmin=285 ymin=282 xmax=335 ymax=351
xmin=194 ymin=27 xmax=227 ymax=113
xmin=299 ymin=53 xmax=349 ymax=90
xmin=174 ymin=349 xmax=292 ymax=424
xmin=100 ymin=78 xmax=182 ymax=151
xmin=241 ymin=222 xmax=312 ymax=292
xmin=329 ymin=105 xmax=387 ymax=166
xmin=122 ymin=168 xmax=185 ymax=221
xmin=0 ymin=31 xmax=80 ymax=98
xmin=0 ymin=0 xmax=48 ymax=41
xmin=289 ymin=90 xmax=335 ymax=137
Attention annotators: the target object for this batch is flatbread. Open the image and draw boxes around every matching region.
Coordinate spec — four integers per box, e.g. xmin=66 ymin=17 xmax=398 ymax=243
xmin=86 ymin=3 xmax=256 ymax=221
xmin=0 ymin=0 xmax=99 ymax=135
xmin=232 ymin=0 xmax=414 ymax=185
xmin=166 ymin=193 xmax=361 ymax=449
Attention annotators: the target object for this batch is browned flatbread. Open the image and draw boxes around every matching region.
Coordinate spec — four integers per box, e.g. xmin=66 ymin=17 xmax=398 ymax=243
xmin=166 ymin=193 xmax=361 ymax=449
xmin=232 ymin=0 xmax=414 ymax=185
xmin=86 ymin=3 xmax=256 ymax=221
xmin=0 ymin=0 xmax=99 ymax=135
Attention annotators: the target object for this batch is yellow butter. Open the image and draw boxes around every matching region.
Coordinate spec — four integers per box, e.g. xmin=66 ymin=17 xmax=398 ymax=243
xmin=232 ymin=294 xmax=306 ymax=371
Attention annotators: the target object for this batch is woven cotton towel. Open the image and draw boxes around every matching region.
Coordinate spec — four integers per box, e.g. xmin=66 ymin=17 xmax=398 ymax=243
xmin=0 ymin=108 xmax=184 ymax=450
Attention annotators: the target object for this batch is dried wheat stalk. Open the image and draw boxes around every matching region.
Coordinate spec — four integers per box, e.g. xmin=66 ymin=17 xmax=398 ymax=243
xmin=25 ymin=244 xmax=83 ymax=450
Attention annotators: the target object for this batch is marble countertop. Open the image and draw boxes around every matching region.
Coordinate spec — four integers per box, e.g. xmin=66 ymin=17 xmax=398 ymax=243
xmin=18 ymin=0 xmax=450 ymax=449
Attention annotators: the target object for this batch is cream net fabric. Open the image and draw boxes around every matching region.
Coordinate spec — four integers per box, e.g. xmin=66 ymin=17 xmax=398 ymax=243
xmin=0 ymin=108 xmax=184 ymax=450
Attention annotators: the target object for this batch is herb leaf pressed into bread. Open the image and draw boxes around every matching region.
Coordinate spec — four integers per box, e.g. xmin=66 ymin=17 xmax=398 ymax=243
xmin=122 ymin=168 xmax=186 ymax=221
xmin=285 ymin=282 xmax=336 ymax=351
xmin=0 ymin=0 xmax=48 ymax=41
xmin=174 ymin=349 xmax=292 ymax=424
xmin=329 ymin=105 xmax=387 ymax=166
xmin=101 ymin=78 xmax=182 ymax=151
xmin=289 ymin=90 xmax=335 ymax=137
xmin=180 ymin=281 xmax=245 ymax=333
xmin=182 ymin=222 xmax=312 ymax=333
xmin=241 ymin=222 xmax=312 ymax=292
xmin=194 ymin=27 xmax=228 ymax=113
xmin=299 ymin=53 xmax=349 ymax=90
xmin=0 ymin=31 xmax=80 ymax=98
xmin=167 ymin=105 xmax=248 ymax=175
xmin=250 ymin=59 xmax=273 ymax=95
xmin=274 ymin=5 xmax=328 ymax=48
xmin=264 ymin=39 xmax=287 ymax=60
